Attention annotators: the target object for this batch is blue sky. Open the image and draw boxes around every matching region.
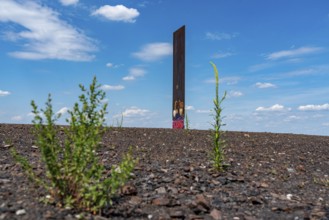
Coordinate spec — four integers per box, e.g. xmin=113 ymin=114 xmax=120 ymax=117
xmin=1 ymin=0 xmax=329 ymax=136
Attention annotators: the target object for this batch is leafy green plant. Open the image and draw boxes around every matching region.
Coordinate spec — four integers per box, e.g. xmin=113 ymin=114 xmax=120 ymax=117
xmin=210 ymin=62 xmax=227 ymax=171
xmin=11 ymin=76 xmax=136 ymax=213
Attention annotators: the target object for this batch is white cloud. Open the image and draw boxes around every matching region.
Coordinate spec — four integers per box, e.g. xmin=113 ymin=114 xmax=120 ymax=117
xmin=0 ymin=0 xmax=96 ymax=61
xmin=255 ymin=82 xmax=276 ymax=89
xmin=196 ymin=109 xmax=211 ymax=114
xmin=101 ymin=85 xmax=125 ymax=91
xmin=11 ymin=115 xmax=23 ymax=121
xmin=282 ymin=65 xmax=329 ymax=78
xmin=322 ymin=122 xmax=329 ymax=126
xmin=248 ymin=63 xmax=274 ymax=72
xmin=92 ymin=5 xmax=139 ymax=23
xmin=256 ymin=104 xmax=290 ymax=112
xmin=27 ymin=112 xmax=35 ymax=117
xmin=0 ymin=90 xmax=11 ymax=96
xmin=59 ymin=0 xmax=79 ymax=6
xmin=284 ymin=115 xmax=301 ymax=122
xmin=132 ymin=42 xmax=172 ymax=62
xmin=122 ymin=76 xmax=135 ymax=81
xmin=122 ymin=67 xmax=146 ymax=81
xmin=228 ymin=91 xmax=243 ymax=97
xmin=211 ymin=52 xmax=234 ymax=59
xmin=266 ymin=46 xmax=323 ymax=60
xmin=121 ymin=106 xmax=149 ymax=117
xmin=298 ymin=103 xmax=329 ymax=111
xmin=106 ymin=63 xmax=113 ymax=67
xmin=56 ymin=107 xmax=69 ymax=115
xmin=106 ymin=62 xmax=122 ymax=68
xmin=206 ymin=32 xmax=238 ymax=40
xmin=185 ymin=106 xmax=195 ymax=111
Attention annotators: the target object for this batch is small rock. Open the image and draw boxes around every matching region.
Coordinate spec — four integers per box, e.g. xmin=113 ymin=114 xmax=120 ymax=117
xmin=64 ymin=214 xmax=75 ymax=220
xmin=170 ymin=209 xmax=185 ymax=218
xmin=31 ymin=145 xmax=38 ymax=149
xmin=16 ymin=209 xmax=26 ymax=216
xmin=211 ymin=180 xmax=220 ymax=185
xmin=129 ymin=196 xmax=142 ymax=205
xmin=152 ymin=197 xmax=170 ymax=206
xmin=195 ymin=194 xmax=210 ymax=210
xmin=162 ymin=177 xmax=172 ymax=183
xmin=160 ymin=168 xmax=168 ymax=173
xmin=183 ymin=166 xmax=190 ymax=172
xmin=155 ymin=186 xmax=167 ymax=194
xmin=167 ymin=186 xmax=178 ymax=194
xmin=250 ymin=197 xmax=263 ymax=205
xmin=94 ymin=215 xmax=109 ymax=220
xmin=121 ymin=184 xmax=137 ymax=195
xmin=0 ymin=179 xmax=10 ymax=184
xmin=296 ymin=165 xmax=305 ymax=172
xmin=3 ymin=144 xmax=13 ymax=148
xmin=286 ymin=194 xmax=293 ymax=200
xmin=259 ymin=182 xmax=269 ymax=188
xmin=210 ymin=209 xmax=222 ymax=220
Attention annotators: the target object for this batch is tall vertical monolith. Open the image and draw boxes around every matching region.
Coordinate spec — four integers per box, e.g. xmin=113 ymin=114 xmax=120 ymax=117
xmin=172 ymin=25 xmax=185 ymax=129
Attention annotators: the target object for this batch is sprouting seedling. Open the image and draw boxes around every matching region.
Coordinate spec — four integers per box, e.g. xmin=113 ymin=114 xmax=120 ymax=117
xmin=116 ymin=113 xmax=124 ymax=128
xmin=210 ymin=61 xmax=227 ymax=171
xmin=185 ymin=111 xmax=190 ymax=131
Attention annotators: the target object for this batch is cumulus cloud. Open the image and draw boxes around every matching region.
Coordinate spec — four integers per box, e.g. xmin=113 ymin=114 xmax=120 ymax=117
xmin=185 ymin=106 xmax=195 ymax=111
xmin=132 ymin=42 xmax=172 ymax=62
xmin=196 ymin=109 xmax=211 ymax=114
xmin=206 ymin=32 xmax=238 ymax=40
xmin=106 ymin=62 xmax=122 ymax=68
xmin=122 ymin=67 xmax=146 ymax=81
xmin=106 ymin=63 xmax=113 ymax=68
xmin=56 ymin=107 xmax=69 ymax=115
xmin=284 ymin=115 xmax=301 ymax=122
xmin=0 ymin=90 xmax=11 ymax=96
xmin=121 ymin=106 xmax=149 ymax=117
xmin=59 ymin=0 xmax=79 ymax=6
xmin=0 ymin=0 xmax=96 ymax=61
xmin=298 ymin=104 xmax=329 ymax=111
xmin=256 ymin=104 xmax=290 ymax=112
xmin=92 ymin=5 xmax=139 ymax=23
xmin=255 ymin=82 xmax=276 ymax=89
xmin=101 ymin=85 xmax=125 ymax=91
xmin=228 ymin=91 xmax=243 ymax=97
xmin=266 ymin=46 xmax=323 ymax=60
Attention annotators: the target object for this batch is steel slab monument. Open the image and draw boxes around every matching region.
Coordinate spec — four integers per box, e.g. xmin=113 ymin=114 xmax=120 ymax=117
xmin=172 ymin=25 xmax=185 ymax=129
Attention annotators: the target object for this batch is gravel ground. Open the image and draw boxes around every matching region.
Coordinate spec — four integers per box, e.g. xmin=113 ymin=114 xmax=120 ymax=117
xmin=1 ymin=123 xmax=329 ymax=220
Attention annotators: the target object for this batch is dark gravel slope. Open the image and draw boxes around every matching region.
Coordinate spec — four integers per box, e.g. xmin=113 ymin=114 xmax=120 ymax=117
xmin=1 ymin=124 xmax=329 ymax=220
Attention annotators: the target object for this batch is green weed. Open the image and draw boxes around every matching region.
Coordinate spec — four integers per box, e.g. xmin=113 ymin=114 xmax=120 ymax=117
xmin=116 ymin=113 xmax=124 ymax=128
xmin=185 ymin=111 xmax=190 ymax=131
xmin=210 ymin=62 xmax=227 ymax=171
xmin=11 ymin=76 xmax=136 ymax=213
